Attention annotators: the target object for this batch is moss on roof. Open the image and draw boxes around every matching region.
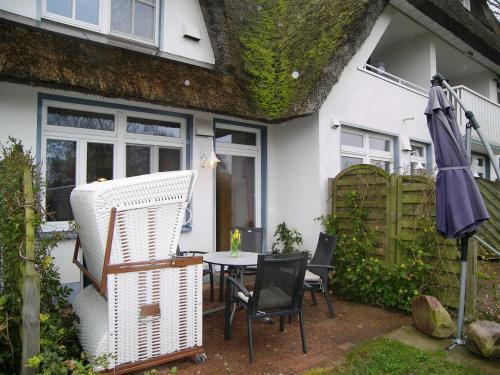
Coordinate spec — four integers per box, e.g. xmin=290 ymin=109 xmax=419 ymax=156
xmin=201 ymin=0 xmax=388 ymax=120
xmin=0 ymin=1 xmax=498 ymax=121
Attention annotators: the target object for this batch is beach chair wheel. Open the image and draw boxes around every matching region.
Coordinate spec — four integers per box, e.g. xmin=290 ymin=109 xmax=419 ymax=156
xmin=195 ymin=352 xmax=206 ymax=364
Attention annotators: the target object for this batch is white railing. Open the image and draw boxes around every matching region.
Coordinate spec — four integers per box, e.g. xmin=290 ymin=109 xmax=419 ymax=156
xmin=360 ymin=64 xmax=429 ymax=95
xmin=447 ymin=85 xmax=500 ymax=148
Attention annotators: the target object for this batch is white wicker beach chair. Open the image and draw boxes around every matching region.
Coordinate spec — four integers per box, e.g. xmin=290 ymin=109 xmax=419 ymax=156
xmin=70 ymin=170 xmax=205 ymax=373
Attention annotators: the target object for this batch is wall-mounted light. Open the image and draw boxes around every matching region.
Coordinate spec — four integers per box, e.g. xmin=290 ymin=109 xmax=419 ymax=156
xmin=201 ymin=139 xmax=220 ymax=169
xmin=329 ymin=118 xmax=341 ymax=129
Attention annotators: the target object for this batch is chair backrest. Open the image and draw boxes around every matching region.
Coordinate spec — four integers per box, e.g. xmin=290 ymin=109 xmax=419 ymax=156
xmin=71 ymin=170 xmax=197 ymax=282
xmin=232 ymin=227 xmax=265 ymax=254
xmin=251 ymin=252 xmax=308 ymax=313
xmin=309 ymin=232 xmax=337 ymax=275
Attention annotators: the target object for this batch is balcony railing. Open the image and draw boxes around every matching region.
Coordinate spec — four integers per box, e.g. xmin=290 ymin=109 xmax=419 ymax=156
xmin=360 ymin=64 xmax=500 ymax=148
xmin=448 ymin=85 xmax=500 ymax=148
xmin=360 ymin=64 xmax=429 ymax=95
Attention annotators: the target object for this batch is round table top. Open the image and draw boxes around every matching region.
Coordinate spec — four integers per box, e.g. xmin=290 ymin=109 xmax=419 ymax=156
xmin=203 ymin=251 xmax=259 ymax=266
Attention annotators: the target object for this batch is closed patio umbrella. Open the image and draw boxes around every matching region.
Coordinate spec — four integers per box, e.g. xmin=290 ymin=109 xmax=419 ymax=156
xmin=425 ymin=83 xmax=489 ymax=348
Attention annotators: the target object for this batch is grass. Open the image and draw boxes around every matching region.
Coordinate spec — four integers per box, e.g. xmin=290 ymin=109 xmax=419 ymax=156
xmin=304 ymin=337 xmax=485 ymax=375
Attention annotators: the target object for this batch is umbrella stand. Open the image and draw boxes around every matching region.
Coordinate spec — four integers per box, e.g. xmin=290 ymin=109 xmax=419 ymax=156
xmin=431 ymin=73 xmax=500 ymax=181
xmin=430 ymin=73 xmax=495 ymax=350
xmin=448 ymin=231 xmax=473 ymax=350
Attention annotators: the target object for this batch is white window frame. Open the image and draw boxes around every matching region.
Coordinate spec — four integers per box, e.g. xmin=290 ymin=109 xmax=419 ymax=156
xmin=41 ymin=0 xmax=160 ymax=46
xmin=109 ymin=0 xmax=161 ymax=46
xmin=409 ymin=141 xmax=427 ymax=175
xmin=215 ymin=123 xmax=262 ymax=228
xmin=340 ymin=128 xmax=393 ymax=172
xmin=471 ymin=154 xmax=486 ymax=178
xmin=42 ymin=0 xmax=104 ymax=32
xmin=41 ymin=101 xmax=186 ymax=231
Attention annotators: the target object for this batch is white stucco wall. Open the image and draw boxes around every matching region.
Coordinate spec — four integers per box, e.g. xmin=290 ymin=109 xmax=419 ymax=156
xmin=0 ymin=81 xmax=265 ymax=288
xmin=452 ymin=71 xmax=498 ymax=101
xmin=267 ymin=114 xmax=321 ymax=254
xmin=371 ymin=33 xmax=435 ymax=89
xmin=0 ymin=0 xmax=38 ymax=19
xmin=317 ymin=8 xmax=435 ymax=215
xmin=162 ymin=0 xmax=215 ymax=64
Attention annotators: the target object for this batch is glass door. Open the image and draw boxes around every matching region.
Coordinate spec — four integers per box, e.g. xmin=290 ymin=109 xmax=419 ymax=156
xmin=215 ymin=124 xmax=261 ymax=251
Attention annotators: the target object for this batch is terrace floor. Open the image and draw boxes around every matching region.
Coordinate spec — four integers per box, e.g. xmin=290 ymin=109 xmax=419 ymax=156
xmin=160 ymin=287 xmax=412 ymax=374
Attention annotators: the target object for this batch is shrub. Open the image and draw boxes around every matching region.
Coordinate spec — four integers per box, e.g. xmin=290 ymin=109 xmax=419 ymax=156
xmin=271 ymin=222 xmax=303 ymax=254
xmin=319 ymin=190 xmax=431 ymax=312
xmin=0 ymin=139 xmax=100 ymax=373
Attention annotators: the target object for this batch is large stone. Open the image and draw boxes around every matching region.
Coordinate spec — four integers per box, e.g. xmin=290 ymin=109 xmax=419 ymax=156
xmin=411 ymin=295 xmax=455 ymax=338
xmin=466 ymin=320 xmax=500 ymax=359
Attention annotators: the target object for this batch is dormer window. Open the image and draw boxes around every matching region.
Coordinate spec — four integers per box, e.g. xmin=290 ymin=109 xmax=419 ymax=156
xmin=42 ymin=0 xmax=159 ymax=45
xmin=110 ymin=0 xmax=158 ymax=44
xmin=45 ymin=0 xmax=100 ymax=29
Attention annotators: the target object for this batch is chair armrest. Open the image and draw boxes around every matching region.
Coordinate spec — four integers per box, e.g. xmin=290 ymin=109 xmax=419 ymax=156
xmin=226 ymin=276 xmax=251 ymax=297
xmin=307 ymin=264 xmax=334 ymax=270
xmin=178 ymin=250 xmax=208 ymax=257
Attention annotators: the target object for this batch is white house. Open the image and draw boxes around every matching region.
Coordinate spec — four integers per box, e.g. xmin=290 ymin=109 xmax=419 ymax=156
xmin=0 ymin=0 xmax=498 ymax=297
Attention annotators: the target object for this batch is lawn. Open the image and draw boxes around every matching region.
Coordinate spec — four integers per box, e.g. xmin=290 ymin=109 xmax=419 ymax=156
xmin=305 ymin=337 xmax=485 ymax=375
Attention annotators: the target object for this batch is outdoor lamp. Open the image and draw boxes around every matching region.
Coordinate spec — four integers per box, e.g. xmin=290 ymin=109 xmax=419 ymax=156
xmin=201 ymin=139 xmax=220 ymax=169
xmin=409 ymin=150 xmax=425 ymax=171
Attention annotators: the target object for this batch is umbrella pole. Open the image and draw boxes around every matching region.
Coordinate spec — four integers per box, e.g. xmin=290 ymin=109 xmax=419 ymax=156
xmin=432 ymin=73 xmax=500 ymax=181
xmin=448 ymin=232 xmax=472 ymax=350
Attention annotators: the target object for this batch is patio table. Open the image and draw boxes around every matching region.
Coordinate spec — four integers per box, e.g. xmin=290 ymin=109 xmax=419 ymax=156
xmin=202 ymin=251 xmax=258 ymax=317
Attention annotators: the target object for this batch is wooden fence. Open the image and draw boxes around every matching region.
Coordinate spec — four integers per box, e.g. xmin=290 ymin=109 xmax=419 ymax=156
xmin=330 ymin=164 xmax=477 ymax=312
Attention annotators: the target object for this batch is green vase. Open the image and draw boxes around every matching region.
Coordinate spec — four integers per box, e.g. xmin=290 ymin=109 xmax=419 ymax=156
xmin=230 ymin=238 xmax=241 ymax=257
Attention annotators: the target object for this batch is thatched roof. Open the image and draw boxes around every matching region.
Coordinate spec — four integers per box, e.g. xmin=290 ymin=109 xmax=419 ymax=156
xmin=0 ymin=0 xmax=498 ymax=122
xmin=407 ymin=0 xmax=500 ymax=65
xmin=0 ymin=20 xmax=253 ymax=118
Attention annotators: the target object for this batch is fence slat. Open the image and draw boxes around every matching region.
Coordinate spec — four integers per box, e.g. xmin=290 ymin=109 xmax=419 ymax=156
xmin=21 ymin=166 xmax=40 ymax=375
xmin=331 ymin=165 xmax=473 ymax=310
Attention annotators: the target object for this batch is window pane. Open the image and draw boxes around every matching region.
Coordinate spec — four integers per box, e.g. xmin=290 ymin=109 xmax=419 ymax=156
xmin=126 ymin=145 xmax=150 ymax=177
xmin=75 ymin=0 xmax=99 ymax=24
xmin=111 ymin=0 xmax=133 ymax=34
xmin=127 ymin=117 xmax=181 ymax=138
xmin=47 ymin=107 xmax=114 ymax=131
xmin=369 ymin=137 xmax=390 ymax=151
xmin=216 ymin=154 xmax=256 ymax=250
xmin=341 ymin=156 xmax=362 ymax=170
xmin=87 ymin=143 xmax=113 ymax=182
xmin=134 ymin=1 xmax=155 ymax=40
xmin=47 ymin=0 xmax=72 ymax=18
xmin=370 ymin=159 xmax=390 ymax=172
xmin=411 ymin=144 xmax=425 ymax=157
xmin=216 ymin=128 xmax=257 ymax=146
xmin=341 ymin=132 xmax=363 ymax=148
xmin=46 ymin=139 xmax=76 ymax=221
xmin=159 ymin=148 xmax=181 ymax=172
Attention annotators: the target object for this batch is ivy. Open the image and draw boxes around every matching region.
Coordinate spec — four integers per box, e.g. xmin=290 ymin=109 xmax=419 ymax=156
xmin=319 ymin=190 xmax=432 ymax=312
xmin=0 ymin=139 xmax=103 ymax=373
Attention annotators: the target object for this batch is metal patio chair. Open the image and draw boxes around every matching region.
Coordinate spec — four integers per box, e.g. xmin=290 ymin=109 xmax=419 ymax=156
xmin=305 ymin=232 xmax=337 ymax=318
xmin=177 ymin=246 xmax=214 ymax=301
xmin=224 ymin=252 xmax=308 ymax=363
